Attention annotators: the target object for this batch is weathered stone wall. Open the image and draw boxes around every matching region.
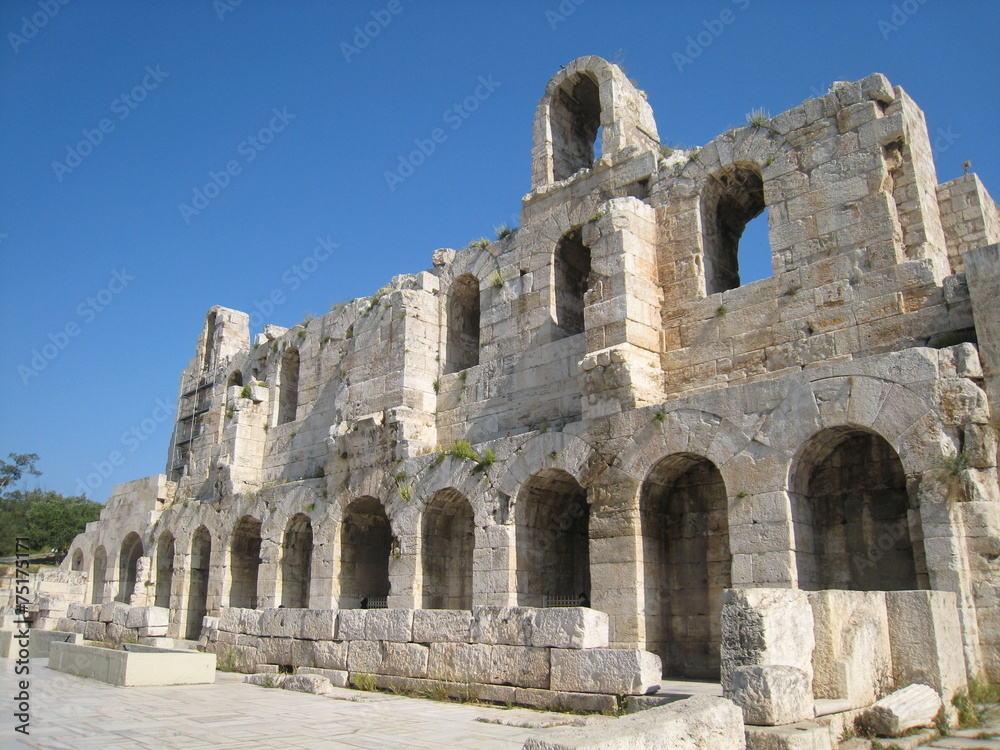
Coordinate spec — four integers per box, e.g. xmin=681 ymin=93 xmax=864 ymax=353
xmin=55 ymin=58 xmax=1000 ymax=694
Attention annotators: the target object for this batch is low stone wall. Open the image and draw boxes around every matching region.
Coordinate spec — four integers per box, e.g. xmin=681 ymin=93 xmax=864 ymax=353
xmin=0 ymin=628 xmax=81 ymax=658
xmin=57 ymin=601 xmax=172 ymax=648
xmin=209 ymin=606 xmax=661 ymax=712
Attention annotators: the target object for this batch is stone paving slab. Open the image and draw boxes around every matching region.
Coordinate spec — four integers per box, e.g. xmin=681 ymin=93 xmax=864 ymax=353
xmin=1 ymin=657 xmax=566 ymax=749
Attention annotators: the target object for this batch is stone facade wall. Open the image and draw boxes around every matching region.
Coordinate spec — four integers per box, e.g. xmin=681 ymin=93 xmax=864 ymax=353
xmin=54 ymin=57 xmax=1000 ymax=692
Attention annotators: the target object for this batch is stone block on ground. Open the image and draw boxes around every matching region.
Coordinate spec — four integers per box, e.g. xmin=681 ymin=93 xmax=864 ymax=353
xmin=522 ymin=695 xmax=745 ymax=749
xmin=412 ymin=609 xmax=473 ymax=643
xmin=744 ymin=722 xmax=835 ymax=750
xmin=282 ymin=674 xmax=333 ymax=695
xmin=530 ymin=608 xmax=609 ymax=649
xmin=66 ymin=603 xmax=88 ymax=621
xmin=726 ymin=665 xmax=814 ymax=726
xmin=297 ymin=666 xmax=349 ymax=687
xmin=490 ymin=644 xmax=550 ymax=689
xmin=83 ymin=620 xmax=107 ymax=642
xmin=856 ymin=683 xmax=942 ymax=738
xmin=261 ymin=608 xmax=301 ymax=638
xmin=347 ymin=640 xmax=429 ymax=678
xmin=550 ymin=648 xmax=660 ymax=695
xmin=807 ymin=590 xmax=891 ymax=708
xmin=99 ymin=601 xmax=129 ymax=624
xmin=885 ymin=591 xmax=966 ymax=702
xmin=313 ymin=640 xmax=348 ymax=670
xmin=722 ymin=589 xmax=815 ymax=690
xmin=244 ymin=672 xmax=285 ymax=688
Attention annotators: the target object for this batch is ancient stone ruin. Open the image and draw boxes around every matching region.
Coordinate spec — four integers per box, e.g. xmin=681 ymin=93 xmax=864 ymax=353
xmin=21 ymin=56 xmax=1000 ymax=744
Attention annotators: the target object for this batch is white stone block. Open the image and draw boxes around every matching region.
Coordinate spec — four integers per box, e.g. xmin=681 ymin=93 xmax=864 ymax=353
xmin=125 ymin=606 xmax=169 ymax=629
xmin=522 ymin=695 xmax=745 ymax=749
xmin=472 ymin=606 xmax=533 ymax=645
xmin=283 ymin=674 xmax=332 ymax=695
xmin=297 ymin=666 xmax=349 ymax=687
xmin=726 ymin=665 xmax=814 ymax=726
xmin=489 ymin=645 xmax=550 ymax=690
xmin=807 ymin=590 xmax=891 ymax=708
xmin=722 ymin=589 xmax=815 ymax=690
xmin=885 ymin=591 xmax=966 ymax=703
xmin=858 ymin=683 xmax=942 ymax=738
xmin=550 ymin=648 xmax=660 ymax=695
xmin=99 ymin=601 xmax=129 ymax=624
xmin=530 ymin=607 xmax=609 ymax=649
xmin=427 ymin=642 xmax=491 ymax=682
xmin=313 ymin=640 xmax=348 ymax=670
xmin=744 ymin=722 xmax=834 ymax=750
xmin=412 ymin=609 xmax=473 ymax=643
xmin=66 ymin=603 xmax=88 ymax=621
xmin=365 ymin=609 xmax=413 ymax=642
xmin=298 ymin=609 xmax=337 ymax=640
xmin=337 ymin=610 xmax=367 ymax=641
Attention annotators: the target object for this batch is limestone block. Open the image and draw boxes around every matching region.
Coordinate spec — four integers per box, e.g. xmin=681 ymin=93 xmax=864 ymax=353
xmin=56 ymin=617 xmax=75 ymax=632
xmin=522 ymin=695 xmax=745 ymax=750
xmin=255 ymin=637 xmax=294 ymax=665
xmin=99 ymin=602 xmax=129 ymax=624
xmin=313 ymin=640 xmax=348 ymax=670
xmin=241 ymin=609 xmax=265 ymax=636
xmin=722 ymin=589 xmax=815 ymax=690
xmin=125 ymin=606 xmax=169 ymax=629
xmin=807 ymin=590 xmax=892 ymax=708
xmin=261 ymin=608 xmax=300 ymax=638
xmin=299 ymin=609 xmax=337 ymax=640
xmin=297 ymin=666 xmax=349 ymax=687
xmin=85 ymin=605 xmax=102 ymax=621
xmin=530 ymin=607 xmax=609 ymax=649
xmin=106 ymin=623 xmax=128 ymax=643
xmin=291 ymin=639 xmax=316 ymax=667
xmin=857 ymin=683 xmax=942 ymax=738
xmin=202 ymin=616 xmax=219 ymax=632
xmin=66 ymin=603 xmax=88 ymax=621
xmin=244 ymin=673 xmax=285 ymax=688
xmin=744 ymin=722 xmax=835 ymax=750
xmin=365 ymin=609 xmax=413 ymax=642
xmin=72 ymin=620 xmax=87 ymax=635
xmin=337 ymin=609 xmax=367 ymax=641
xmin=885 ymin=590 xmax=966 ymax=702
xmin=283 ymin=674 xmax=332 ymax=695
xmin=427 ymin=642 xmax=491 ymax=682
xmin=218 ymin=607 xmax=241 ymax=633
xmin=136 ymin=626 xmax=168 ymax=637
xmin=83 ymin=621 xmax=107 ymax=641
xmin=412 ymin=609 xmax=473 ymax=643
xmin=490 ymin=645 xmax=550 ymax=689
xmin=550 ymin=648 xmax=660 ymax=695
xmin=346 ymin=640 xmax=428 ymax=678
xmin=726 ymin=665 xmax=814 ymax=726
xmin=472 ymin=606 xmax=533 ymax=645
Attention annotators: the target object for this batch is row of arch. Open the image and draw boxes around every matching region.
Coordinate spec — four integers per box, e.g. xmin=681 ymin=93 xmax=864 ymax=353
xmin=78 ymin=425 xmax=921 ymax=679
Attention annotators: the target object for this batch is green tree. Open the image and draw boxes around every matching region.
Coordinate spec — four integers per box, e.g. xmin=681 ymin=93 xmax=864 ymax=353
xmin=0 ymin=454 xmax=103 ymax=557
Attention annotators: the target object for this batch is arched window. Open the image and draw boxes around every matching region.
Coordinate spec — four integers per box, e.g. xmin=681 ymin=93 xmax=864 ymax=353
xmin=71 ymin=548 xmax=84 ymax=572
xmin=422 ymin=489 xmax=474 ymax=609
xmin=640 ymin=453 xmax=730 ymax=679
xmin=791 ymin=427 xmax=924 ymax=591
xmin=117 ymin=532 xmax=143 ymax=604
xmin=554 ymin=228 xmax=591 ymax=338
xmin=702 ymin=164 xmax=767 ymax=294
xmin=229 ymin=516 xmax=262 ymax=609
xmin=155 ymin=532 xmax=175 ymax=609
xmin=551 ymin=72 xmax=602 ymax=181
xmin=278 ymin=348 xmax=299 ymax=424
xmin=445 ymin=274 xmax=480 ymax=374
xmin=515 ymin=469 xmax=589 ymax=607
xmin=340 ymin=497 xmax=392 ymax=608
xmin=186 ymin=527 xmax=211 ymax=640
xmin=227 ymin=370 xmax=243 ymax=389
xmin=281 ymin=514 xmax=313 ymax=608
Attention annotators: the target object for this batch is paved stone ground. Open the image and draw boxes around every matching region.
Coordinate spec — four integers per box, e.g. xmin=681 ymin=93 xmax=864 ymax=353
xmin=923 ymin=726 xmax=1000 ymax=749
xmin=0 ymin=658 xmax=574 ymax=749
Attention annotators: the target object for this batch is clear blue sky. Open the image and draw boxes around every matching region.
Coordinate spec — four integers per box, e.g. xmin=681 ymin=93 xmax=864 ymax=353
xmin=2 ymin=1 xmax=997 ymax=503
